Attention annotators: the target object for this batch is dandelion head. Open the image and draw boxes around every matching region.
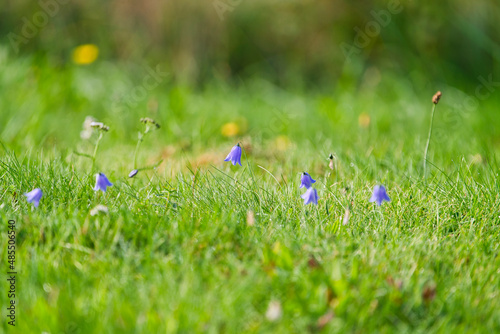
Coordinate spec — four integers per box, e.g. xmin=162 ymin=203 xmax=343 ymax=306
xmin=72 ymin=44 xmax=99 ymax=65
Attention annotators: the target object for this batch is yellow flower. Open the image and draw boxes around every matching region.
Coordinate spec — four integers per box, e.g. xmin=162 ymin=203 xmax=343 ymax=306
xmin=274 ymin=135 xmax=291 ymax=151
xmin=221 ymin=122 xmax=240 ymax=137
xmin=72 ymin=44 xmax=99 ymax=65
xmin=358 ymin=112 xmax=371 ymax=128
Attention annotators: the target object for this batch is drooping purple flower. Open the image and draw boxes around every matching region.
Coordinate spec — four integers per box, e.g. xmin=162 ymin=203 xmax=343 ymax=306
xmin=93 ymin=173 xmax=113 ymax=192
xmin=299 ymin=172 xmax=316 ymax=189
xmin=128 ymin=169 xmax=139 ymax=178
xmin=301 ymin=187 xmax=318 ymax=205
xmin=369 ymin=185 xmax=390 ymax=206
xmin=24 ymin=188 xmax=43 ymax=208
xmin=224 ymin=143 xmax=242 ymax=166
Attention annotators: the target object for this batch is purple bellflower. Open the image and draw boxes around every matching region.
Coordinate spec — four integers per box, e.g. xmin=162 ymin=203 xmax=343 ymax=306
xmin=369 ymin=185 xmax=390 ymax=206
xmin=301 ymin=187 xmax=318 ymax=205
xmin=299 ymin=172 xmax=316 ymax=189
xmin=94 ymin=173 xmax=113 ymax=192
xmin=224 ymin=143 xmax=242 ymax=166
xmin=128 ymin=169 xmax=139 ymax=178
xmin=24 ymin=188 xmax=43 ymax=208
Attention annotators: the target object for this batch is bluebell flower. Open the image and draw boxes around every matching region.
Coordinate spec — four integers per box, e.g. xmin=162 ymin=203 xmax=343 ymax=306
xmin=299 ymin=172 xmax=316 ymax=189
xmin=128 ymin=169 xmax=139 ymax=178
xmin=224 ymin=143 xmax=242 ymax=166
xmin=369 ymin=185 xmax=390 ymax=206
xmin=24 ymin=188 xmax=43 ymax=208
xmin=94 ymin=173 xmax=113 ymax=192
xmin=301 ymin=187 xmax=318 ymax=205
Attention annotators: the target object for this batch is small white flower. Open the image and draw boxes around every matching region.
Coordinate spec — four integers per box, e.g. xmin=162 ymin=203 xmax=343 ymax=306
xmin=80 ymin=116 xmax=96 ymax=140
xmin=90 ymin=121 xmax=109 ymax=131
xmin=265 ymin=300 xmax=282 ymax=322
xmin=90 ymin=204 xmax=108 ymax=216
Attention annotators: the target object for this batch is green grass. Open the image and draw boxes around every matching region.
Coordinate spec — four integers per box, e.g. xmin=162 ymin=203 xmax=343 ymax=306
xmin=1 ymin=49 xmax=500 ymax=333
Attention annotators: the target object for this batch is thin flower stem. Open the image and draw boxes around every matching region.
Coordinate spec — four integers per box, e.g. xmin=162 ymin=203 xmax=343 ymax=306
xmin=91 ymin=132 xmax=103 ymax=172
xmin=242 ymin=146 xmax=261 ymax=209
xmin=133 ymin=133 xmax=144 ymax=169
xmin=423 ymin=103 xmax=437 ymax=179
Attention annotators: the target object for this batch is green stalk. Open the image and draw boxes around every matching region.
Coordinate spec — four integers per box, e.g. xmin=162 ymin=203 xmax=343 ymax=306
xmin=133 ymin=132 xmax=144 ymax=169
xmin=91 ymin=132 xmax=103 ymax=172
xmin=242 ymin=145 xmax=261 ymax=209
xmin=423 ymin=103 xmax=437 ymax=179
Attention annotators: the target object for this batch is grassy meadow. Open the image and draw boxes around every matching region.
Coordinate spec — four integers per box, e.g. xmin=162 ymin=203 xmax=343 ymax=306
xmin=1 ymin=48 xmax=500 ymax=333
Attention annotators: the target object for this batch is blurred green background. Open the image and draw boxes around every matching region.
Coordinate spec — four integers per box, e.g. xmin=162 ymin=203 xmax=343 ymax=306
xmin=0 ymin=0 xmax=499 ymax=154
xmin=2 ymin=0 xmax=499 ymax=85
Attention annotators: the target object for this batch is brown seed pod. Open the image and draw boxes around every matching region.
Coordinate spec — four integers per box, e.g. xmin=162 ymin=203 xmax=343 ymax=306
xmin=432 ymin=91 xmax=442 ymax=104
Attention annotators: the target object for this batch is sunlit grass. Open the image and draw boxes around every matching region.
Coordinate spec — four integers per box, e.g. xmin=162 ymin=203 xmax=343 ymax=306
xmin=1 ymin=53 xmax=500 ymax=333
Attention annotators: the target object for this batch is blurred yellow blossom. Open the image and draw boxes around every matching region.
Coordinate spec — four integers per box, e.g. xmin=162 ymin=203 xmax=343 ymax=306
xmin=72 ymin=44 xmax=99 ymax=65
xmin=358 ymin=112 xmax=371 ymax=128
xmin=221 ymin=122 xmax=240 ymax=137
xmin=274 ymin=135 xmax=291 ymax=151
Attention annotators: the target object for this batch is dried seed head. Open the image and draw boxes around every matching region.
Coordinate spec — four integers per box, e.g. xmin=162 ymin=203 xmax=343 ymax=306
xmin=140 ymin=117 xmax=160 ymax=128
xmin=90 ymin=122 xmax=109 ymax=131
xmin=432 ymin=91 xmax=442 ymax=104
xmin=328 ymin=154 xmax=336 ymax=170
xmin=90 ymin=121 xmax=103 ymax=128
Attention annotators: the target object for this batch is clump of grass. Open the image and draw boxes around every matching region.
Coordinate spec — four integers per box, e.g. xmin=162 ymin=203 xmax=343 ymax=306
xmin=2 ymin=58 xmax=500 ymax=333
